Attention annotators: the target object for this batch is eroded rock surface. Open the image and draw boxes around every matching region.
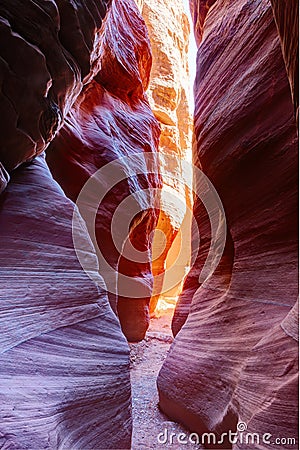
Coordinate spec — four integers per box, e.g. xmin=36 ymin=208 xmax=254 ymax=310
xmin=0 ymin=156 xmax=131 ymax=449
xmin=0 ymin=0 xmax=110 ymax=172
xmin=233 ymin=301 xmax=299 ymax=450
xmin=159 ymin=0 xmax=298 ymax=447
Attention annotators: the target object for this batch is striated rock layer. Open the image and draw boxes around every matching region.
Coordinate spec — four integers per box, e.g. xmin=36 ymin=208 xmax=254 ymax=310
xmin=158 ymin=0 xmax=298 ymax=447
xmin=0 ymin=155 xmax=132 ymax=449
xmin=270 ymin=0 xmax=299 ymax=120
xmin=47 ymin=0 xmax=161 ymax=342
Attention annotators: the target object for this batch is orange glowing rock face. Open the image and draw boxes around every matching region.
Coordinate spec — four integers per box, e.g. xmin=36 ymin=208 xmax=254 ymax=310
xmin=137 ymin=0 xmax=194 ymax=315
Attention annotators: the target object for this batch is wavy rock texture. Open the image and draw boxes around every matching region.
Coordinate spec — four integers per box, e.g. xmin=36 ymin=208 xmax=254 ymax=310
xmin=189 ymin=0 xmax=217 ymax=46
xmin=270 ymin=0 xmax=299 ymax=119
xmin=233 ymin=301 xmax=299 ymax=450
xmin=47 ymin=0 xmax=161 ymax=342
xmin=158 ymin=0 xmax=298 ymax=446
xmin=0 ymin=162 xmax=9 ymax=194
xmin=0 ymin=155 xmax=131 ymax=449
xmin=137 ymin=0 xmax=193 ymax=313
xmin=0 ymin=0 xmax=159 ymax=445
xmin=0 ymin=0 xmax=110 ymax=172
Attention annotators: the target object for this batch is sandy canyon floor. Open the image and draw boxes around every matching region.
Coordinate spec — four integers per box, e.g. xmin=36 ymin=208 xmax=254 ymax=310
xmin=130 ymin=308 xmax=201 ymax=450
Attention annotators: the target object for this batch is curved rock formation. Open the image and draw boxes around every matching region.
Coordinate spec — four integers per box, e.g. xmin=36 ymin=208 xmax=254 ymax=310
xmin=0 ymin=0 xmax=110 ymax=172
xmin=0 ymin=155 xmax=131 ymax=449
xmin=47 ymin=0 xmax=161 ymax=342
xmin=189 ymin=0 xmax=217 ymax=46
xmin=137 ymin=0 xmax=193 ymax=314
xmin=1 ymin=0 xmax=298 ymax=447
xmin=159 ymin=0 xmax=298 ymax=446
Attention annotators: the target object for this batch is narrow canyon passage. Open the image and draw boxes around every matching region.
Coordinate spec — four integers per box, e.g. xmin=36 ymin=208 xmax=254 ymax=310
xmin=0 ymin=0 xmax=298 ymax=449
xmin=127 ymin=3 xmax=200 ymax=446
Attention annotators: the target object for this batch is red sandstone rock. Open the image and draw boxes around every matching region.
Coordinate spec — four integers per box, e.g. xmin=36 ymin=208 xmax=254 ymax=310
xmin=189 ymin=0 xmax=217 ymax=46
xmin=159 ymin=0 xmax=298 ymax=446
xmin=0 ymin=0 xmax=109 ymax=172
xmin=270 ymin=0 xmax=299 ymax=119
xmin=47 ymin=0 xmax=161 ymax=342
xmin=0 ymin=155 xmax=131 ymax=449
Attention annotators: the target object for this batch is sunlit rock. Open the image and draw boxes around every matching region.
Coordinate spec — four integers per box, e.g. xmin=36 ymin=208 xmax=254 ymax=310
xmin=137 ymin=0 xmax=193 ymax=314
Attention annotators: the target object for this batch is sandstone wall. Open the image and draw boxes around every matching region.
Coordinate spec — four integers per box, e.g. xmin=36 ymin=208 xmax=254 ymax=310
xmin=0 ymin=155 xmax=132 ymax=449
xmin=0 ymin=0 xmax=161 ymax=446
xmin=137 ymin=0 xmax=193 ymax=313
xmin=47 ymin=0 xmax=161 ymax=342
xmin=0 ymin=0 xmax=108 ymax=171
xmin=158 ymin=0 xmax=298 ymax=447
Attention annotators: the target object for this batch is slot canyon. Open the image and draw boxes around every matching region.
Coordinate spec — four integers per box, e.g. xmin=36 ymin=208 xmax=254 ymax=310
xmin=0 ymin=0 xmax=298 ymax=449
